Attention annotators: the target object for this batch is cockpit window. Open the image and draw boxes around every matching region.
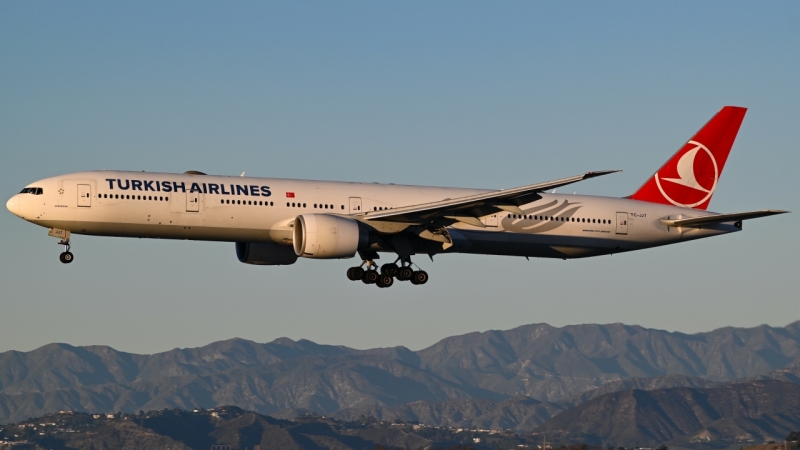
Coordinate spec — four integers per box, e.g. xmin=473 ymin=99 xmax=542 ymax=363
xmin=19 ymin=187 xmax=43 ymax=195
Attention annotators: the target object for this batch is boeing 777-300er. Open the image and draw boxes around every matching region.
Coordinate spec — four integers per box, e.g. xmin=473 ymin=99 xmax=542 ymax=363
xmin=5 ymin=106 xmax=788 ymax=287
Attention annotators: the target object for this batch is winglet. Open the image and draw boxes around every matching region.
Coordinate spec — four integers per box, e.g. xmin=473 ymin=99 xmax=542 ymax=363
xmin=584 ymin=170 xmax=622 ymax=179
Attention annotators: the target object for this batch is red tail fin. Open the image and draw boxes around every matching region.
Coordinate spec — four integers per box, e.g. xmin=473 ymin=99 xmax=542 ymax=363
xmin=629 ymin=106 xmax=747 ymax=210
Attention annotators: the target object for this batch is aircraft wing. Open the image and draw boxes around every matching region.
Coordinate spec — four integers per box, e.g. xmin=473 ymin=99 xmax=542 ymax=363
xmin=359 ymin=170 xmax=620 ymax=224
xmin=659 ymin=210 xmax=788 ymax=228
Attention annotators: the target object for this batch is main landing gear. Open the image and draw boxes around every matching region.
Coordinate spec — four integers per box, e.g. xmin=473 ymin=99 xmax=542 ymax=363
xmin=58 ymin=239 xmax=74 ymax=264
xmin=346 ymin=258 xmax=428 ymax=288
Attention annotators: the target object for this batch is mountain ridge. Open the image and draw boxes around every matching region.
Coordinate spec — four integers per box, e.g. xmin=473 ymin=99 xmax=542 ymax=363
xmin=1 ymin=320 xmax=799 ymax=425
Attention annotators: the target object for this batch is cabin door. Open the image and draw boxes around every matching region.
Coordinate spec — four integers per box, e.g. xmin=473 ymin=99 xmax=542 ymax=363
xmin=186 ymin=193 xmax=200 ymax=212
xmin=482 ymin=213 xmax=498 ymax=227
xmin=616 ymin=212 xmax=628 ymax=235
xmin=349 ymin=197 xmax=362 ymax=214
xmin=77 ymin=184 xmax=92 ymax=207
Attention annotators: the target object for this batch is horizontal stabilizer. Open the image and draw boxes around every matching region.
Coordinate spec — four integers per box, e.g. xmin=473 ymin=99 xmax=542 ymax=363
xmin=659 ymin=209 xmax=788 ymax=228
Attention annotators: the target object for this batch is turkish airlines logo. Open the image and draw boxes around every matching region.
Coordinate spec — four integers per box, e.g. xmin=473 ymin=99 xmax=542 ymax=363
xmin=655 ymin=140 xmax=718 ymax=208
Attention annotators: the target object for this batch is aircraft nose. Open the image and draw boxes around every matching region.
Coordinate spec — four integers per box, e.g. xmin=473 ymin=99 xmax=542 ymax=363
xmin=6 ymin=195 xmax=19 ymax=217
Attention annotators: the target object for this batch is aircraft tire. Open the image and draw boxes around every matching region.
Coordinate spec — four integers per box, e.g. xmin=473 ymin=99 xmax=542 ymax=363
xmin=60 ymin=252 xmax=74 ymax=264
xmin=397 ymin=267 xmax=413 ymax=281
xmin=380 ymin=263 xmax=398 ymax=277
xmin=377 ymin=274 xmax=394 ymax=288
xmin=411 ymin=270 xmax=428 ymax=285
xmin=347 ymin=267 xmax=364 ymax=281
xmin=362 ymin=270 xmax=379 ymax=284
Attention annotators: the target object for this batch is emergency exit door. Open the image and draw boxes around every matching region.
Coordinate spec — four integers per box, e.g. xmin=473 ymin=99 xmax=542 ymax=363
xmin=77 ymin=184 xmax=92 ymax=207
xmin=186 ymin=193 xmax=200 ymax=212
xmin=349 ymin=197 xmax=362 ymax=214
xmin=616 ymin=212 xmax=628 ymax=235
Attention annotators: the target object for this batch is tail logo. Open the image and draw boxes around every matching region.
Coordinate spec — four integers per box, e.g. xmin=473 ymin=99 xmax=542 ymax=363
xmin=655 ymin=140 xmax=718 ymax=208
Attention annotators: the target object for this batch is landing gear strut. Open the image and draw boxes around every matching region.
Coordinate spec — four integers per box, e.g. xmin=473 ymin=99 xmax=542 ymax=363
xmin=58 ymin=239 xmax=74 ymax=264
xmin=346 ymin=257 xmax=428 ymax=288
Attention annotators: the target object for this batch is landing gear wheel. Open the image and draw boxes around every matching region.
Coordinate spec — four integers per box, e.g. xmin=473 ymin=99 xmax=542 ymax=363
xmin=380 ymin=263 xmax=398 ymax=277
xmin=410 ymin=270 xmax=428 ymax=285
xmin=347 ymin=267 xmax=365 ymax=281
xmin=362 ymin=270 xmax=379 ymax=284
xmin=397 ymin=266 xmax=414 ymax=281
xmin=376 ymin=274 xmax=394 ymax=288
xmin=59 ymin=252 xmax=74 ymax=264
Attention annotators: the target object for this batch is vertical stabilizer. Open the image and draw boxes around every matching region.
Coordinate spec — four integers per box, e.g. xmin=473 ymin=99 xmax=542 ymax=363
xmin=629 ymin=106 xmax=747 ymax=210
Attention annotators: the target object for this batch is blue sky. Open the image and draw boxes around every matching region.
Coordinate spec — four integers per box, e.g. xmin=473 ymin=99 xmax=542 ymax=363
xmin=1 ymin=1 xmax=798 ymax=354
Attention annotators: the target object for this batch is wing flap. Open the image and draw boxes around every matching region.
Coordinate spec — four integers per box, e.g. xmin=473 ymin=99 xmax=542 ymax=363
xmin=360 ymin=170 xmax=620 ymax=223
xmin=659 ymin=209 xmax=788 ymax=227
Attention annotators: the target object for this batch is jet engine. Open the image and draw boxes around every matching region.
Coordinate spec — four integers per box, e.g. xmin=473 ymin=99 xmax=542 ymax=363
xmin=236 ymin=241 xmax=298 ymax=265
xmin=293 ymin=214 xmax=368 ymax=259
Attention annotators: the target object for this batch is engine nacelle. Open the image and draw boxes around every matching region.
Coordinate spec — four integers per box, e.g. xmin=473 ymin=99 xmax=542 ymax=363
xmin=236 ymin=242 xmax=298 ymax=265
xmin=293 ymin=214 xmax=368 ymax=259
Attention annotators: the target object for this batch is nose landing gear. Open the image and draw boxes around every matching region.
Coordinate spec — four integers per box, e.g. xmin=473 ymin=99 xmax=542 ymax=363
xmin=58 ymin=239 xmax=74 ymax=264
xmin=346 ymin=257 xmax=428 ymax=288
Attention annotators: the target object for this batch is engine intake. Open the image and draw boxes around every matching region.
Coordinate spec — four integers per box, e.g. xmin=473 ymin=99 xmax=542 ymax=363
xmin=293 ymin=214 xmax=368 ymax=259
xmin=236 ymin=242 xmax=298 ymax=265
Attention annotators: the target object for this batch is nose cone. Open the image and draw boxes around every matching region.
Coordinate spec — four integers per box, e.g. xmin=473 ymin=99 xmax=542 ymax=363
xmin=6 ymin=195 xmax=20 ymax=217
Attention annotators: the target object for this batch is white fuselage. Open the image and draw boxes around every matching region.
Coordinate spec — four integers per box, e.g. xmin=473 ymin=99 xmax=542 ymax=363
xmin=6 ymin=171 xmax=738 ymax=260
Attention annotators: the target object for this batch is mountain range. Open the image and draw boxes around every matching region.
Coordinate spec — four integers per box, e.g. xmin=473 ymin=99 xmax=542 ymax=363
xmin=2 ymin=321 xmax=800 ymax=448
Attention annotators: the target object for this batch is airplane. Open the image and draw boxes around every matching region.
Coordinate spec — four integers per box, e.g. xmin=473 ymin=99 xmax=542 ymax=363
xmin=5 ymin=106 xmax=787 ymax=288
